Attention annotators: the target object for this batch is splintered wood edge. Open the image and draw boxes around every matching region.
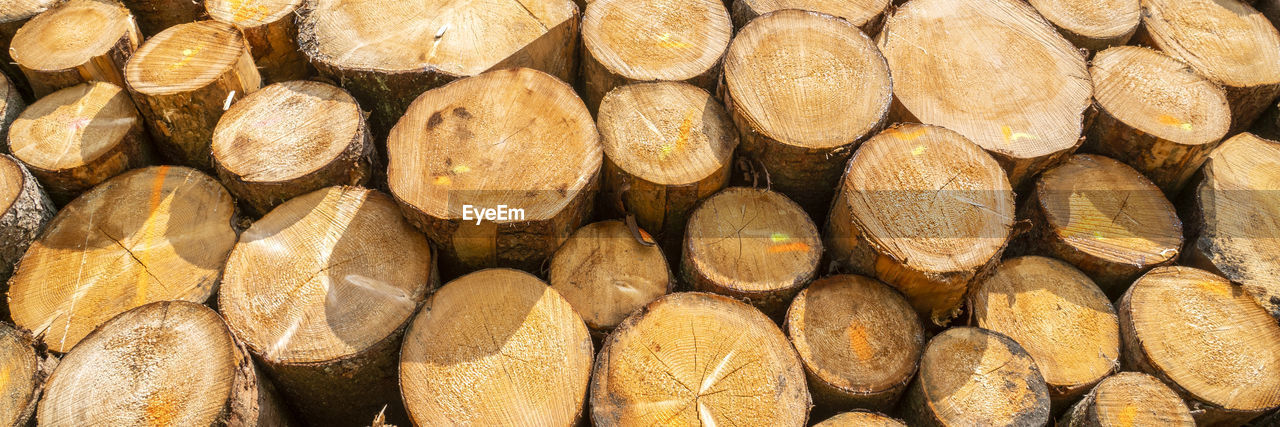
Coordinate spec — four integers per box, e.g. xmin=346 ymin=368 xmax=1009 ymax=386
xmin=1089 ymin=372 xmax=1195 ymax=426
xmin=724 ymin=9 xmax=891 ymax=149
xmin=582 ymin=0 xmax=730 ymax=81
xmin=734 ymin=0 xmax=891 ymax=29
xmin=548 ymin=220 xmax=670 ymax=331
xmin=10 ymin=0 xmax=134 ymax=71
xmin=917 ymin=327 xmax=1051 ymax=425
xmin=10 ymin=82 xmax=139 ymax=171
xmin=1028 ymin=0 xmax=1139 ymax=42
xmin=219 ymin=186 xmax=434 ymax=365
xmin=1091 ymin=46 xmax=1230 ymax=145
xmin=125 ymin=20 xmax=249 ymax=95
xmin=597 ymin=82 xmax=737 ymax=186
xmin=1141 ymin=0 xmax=1280 ymax=87
xmin=206 ymin=0 xmax=301 ymax=27
xmin=685 ymin=187 xmax=821 ymax=293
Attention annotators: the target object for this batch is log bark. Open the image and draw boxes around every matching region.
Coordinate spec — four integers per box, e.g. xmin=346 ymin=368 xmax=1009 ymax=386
xmin=1180 ymin=132 xmax=1280 ymax=320
xmin=118 ymin=0 xmax=209 ymax=36
xmin=8 ymin=82 xmax=153 ymax=204
xmin=219 ymin=186 xmax=434 ymax=426
xmin=7 ymin=166 xmax=237 ymax=353
xmin=785 ymin=274 xmax=923 ymax=414
xmin=0 ymin=73 xmax=24 ymax=152
xmin=579 ymin=0 xmax=731 ymax=113
xmin=723 ymin=9 xmax=890 ymax=219
xmin=1117 ymin=266 xmax=1280 ymax=426
xmin=9 ymin=0 xmax=140 ymax=97
xmin=211 ymin=81 xmax=373 ymax=216
xmin=814 ymin=411 xmax=905 ymax=427
xmin=0 ymin=154 xmax=53 ymax=306
xmin=968 ymin=256 xmax=1120 ymax=409
xmin=400 ymin=269 xmax=593 ymax=425
xmin=296 ymin=0 xmax=580 ymax=137
xmin=1059 ymin=372 xmax=1194 ymax=427
xmin=899 ymin=327 xmax=1051 ymax=426
xmin=681 ymin=187 xmax=820 ymax=318
xmin=1026 ymin=0 xmax=1139 ymax=51
xmin=1013 ymin=154 xmax=1182 ymax=297
xmin=548 ymin=220 xmax=672 ymax=337
xmin=205 ymin=0 xmax=311 ymax=83
xmin=877 ymin=0 xmax=1091 ymax=189
xmin=124 ymin=20 xmax=262 ymax=170
xmin=825 ymin=124 xmax=1014 ymax=325
xmin=0 ymin=322 xmax=54 ymax=427
xmin=596 ymin=82 xmax=736 ymax=253
xmin=1137 ymin=0 xmax=1280 ymax=133
xmin=36 ymin=301 xmax=289 ymax=426
xmin=0 ymin=0 xmax=62 ymax=101
xmin=387 ymin=68 xmax=600 ymax=277
xmin=590 ymin=292 xmax=810 ymax=426
xmin=1084 ymin=46 xmax=1231 ymax=195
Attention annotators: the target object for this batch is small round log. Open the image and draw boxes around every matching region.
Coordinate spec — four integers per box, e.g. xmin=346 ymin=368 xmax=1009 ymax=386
xmin=899 ymin=327 xmax=1051 ymax=426
xmin=1059 ymin=372 xmax=1194 ymax=427
xmin=730 ymin=0 xmax=890 ymax=32
xmin=1026 ymin=0 xmax=1139 ymax=51
xmin=814 ymin=411 xmax=905 ymax=427
xmin=548 ymin=220 xmax=672 ymax=337
xmin=0 ymin=154 xmax=54 ymax=301
xmin=206 ymin=0 xmax=311 ymax=82
xmin=0 ymin=322 xmax=53 ymax=427
xmin=9 ymin=0 xmax=140 ymax=97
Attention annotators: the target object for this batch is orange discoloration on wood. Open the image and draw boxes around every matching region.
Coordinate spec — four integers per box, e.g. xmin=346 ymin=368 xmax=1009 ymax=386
xmin=1157 ymin=114 xmax=1193 ymax=131
xmin=228 ymin=0 xmax=270 ymax=22
xmin=661 ymin=109 xmax=698 ymax=159
xmin=1117 ymin=403 xmax=1137 ymax=427
xmin=1001 ymin=125 xmax=1036 ymax=142
xmin=143 ymin=389 xmax=179 ymax=427
xmin=655 ymin=32 xmax=693 ymax=49
xmin=887 ymin=126 xmax=928 ymax=141
xmin=166 ymin=45 xmax=204 ymax=71
xmin=768 ymin=242 xmax=811 ymax=253
xmin=846 ymin=322 xmax=875 ymax=361
xmin=133 ymin=166 xmax=169 ymax=305
xmin=1196 ymin=280 xmax=1232 ymax=298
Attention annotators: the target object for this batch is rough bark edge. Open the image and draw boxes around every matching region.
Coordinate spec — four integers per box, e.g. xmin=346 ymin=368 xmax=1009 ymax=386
xmin=18 ymin=16 xmax=140 ymax=98
xmin=599 ymin=154 xmax=732 ymax=255
xmin=0 ymin=77 xmax=24 ymax=153
xmin=0 ymin=155 xmax=55 ymax=321
xmin=18 ymin=117 xmax=154 ymax=205
xmin=1083 ymin=102 xmax=1224 ymax=196
xmin=4 ymin=324 xmax=56 ymax=427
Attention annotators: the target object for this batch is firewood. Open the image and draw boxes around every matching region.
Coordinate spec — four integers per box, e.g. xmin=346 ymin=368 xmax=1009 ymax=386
xmin=0 ymin=0 xmax=60 ymax=99
xmin=590 ymin=292 xmax=810 ymax=426
xmin=211 ymin=80 xmax=372 ymax=216
xmin=118 ymin=0 xmax=208 ymax=36
xmin=124 ymin=20 xmax=262 ymax=170
xmin=730 ymin=0 xmax=890 ymax=31
xmin=1016 ymin=154 xmax=1182 ymax=297
xmin=8 ymin=82 xmax=153 ymax=204
xmin=968 ymin=256 xmax=1120 ymax=407
xmin=1026 ymin=0 xmax=1139 ymax=51
xmin=0 ymin=73 xmax=23 ymax=151
xmin=723 ymin=9 xmax=891 ymax=218
xmin=877 ymin=0 xmax=1091 ymax=188
xmin=1182 ymin=132 xmax=1280 ymax=319
xmin=387 ymin=68 xmax=600 ymax=276
xmin=1059 ymin=372 xmax=1194 ymax=427
xmin=400 ymin=269 xmax=593 ymax=425
xmin=682 ymin=187 xmax=820 ymax=317
xmin=1138 ymin=0 xmax=1280 ymax=132
xmin=1118 ymin=266 xmax=1280 ymax=425
xmin=1085 ymin=46 xmax=1231 ymax=195
xmin=7 ymin=166 xmax=236 ymax=353
xmin=296 ymin=0 xmax=579 ymax=135
xmin=785 ymin=274 xmax=923 ymax=412
xmin=36 ymin=301 xmax=289 ymax=426
xmin=0 ymin=322 xmax=52 ymax=427
xmin=0 ymin=154 xmax=53 ymax=296
xmin=206 ymin=0 xmax=310 ymax=83
xmin=815 ymin=411 xmax=904 ymax=427
xmin=899 ymin=327 xmax=1051 ymax=426
xmin=597 ymin=82 xmax=736 ymax=251
xmin=826 ymin=124 xmax=1014 ymax=325
xmin=579 ymin=0 xmax=731 ymax=112
xmin=9 ymin=0 xmax=140 ymax=97
xmin=548 ymin=220 xmax=672 ymax=336
xmin=219 ymin=186 xmax=434 ymax=426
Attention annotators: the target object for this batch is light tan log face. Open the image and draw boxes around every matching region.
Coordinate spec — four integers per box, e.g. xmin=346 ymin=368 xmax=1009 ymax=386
xmin=10 ymin=0 xmax=140 ymax=97
xmin=7 ymin=166 xmax=237 ymax=353
xmin=549 ymin=220 xmax=671 ymax=332
xmin=902 ymin=327 xmax=1051 ymax=426
xmin=0 ymin=323 xmax=43 ymax=427
xmin=813 ymin=411 xmax=905 ymax=427
xmin=205 ymin=0 xmax=310 ymax=82
xmin=1059 ymin=372 xmax=1194 ymax=427
xmin=590 ymin=292 xmax=810 ymax=426
xmin=878 ymin=0 xmax=1091 ymax=188
xmin=1027 ymin=0 xmax=1139 ymax=50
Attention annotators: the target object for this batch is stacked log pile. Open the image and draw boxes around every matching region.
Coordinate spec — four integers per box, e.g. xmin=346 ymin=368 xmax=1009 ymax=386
xmin=0 ymin=0 xmax=1274 ymax=424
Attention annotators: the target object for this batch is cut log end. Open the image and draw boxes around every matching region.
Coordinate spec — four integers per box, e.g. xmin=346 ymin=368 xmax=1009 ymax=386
xmin=682 ymin=187 xmax=820 ymax=317
xmin=902 ymin=327 xmax=1051 ymax=426
xmin=0 ymin=323 xmax=45 ymax=427
xmin=730 ymin=0 xmax=891 ymax=31
xmin=205 ymin=0 xmax=300 ymax=28
xmin=1027 ymin=0 xmax=1139 ymax=50
xmin=37 ymin=301 xmax=287 ymax=426
xmin=548 ymin=220 xmax=671 ymax=332
xmin=10 ymin=0 xmax=139 ymax=97
xmin=9 ymin=82 xmax=151 ymax=203
xmin=1059 ymin=372 xmax=1194 ymax=427
xmin=212 ymin=81 xmax=372 ymax=215
xmin=969 ymin=256 xmax=1120 ymax=406
xmin=124 ymin=20 xmax=254 ymax=96
xmin=590 ymin=292 xmax=810 ymax=426
xmin=826 ymin=123 xmax=1013 ymax=325
xmin=400 ymin=269 xmax=593 ymax=425
xmin=785 ymin=274 xmax=923 ymax=412
xmin=879 ymin=0 xmax=1091 ymax=187
xmin=205 ymin=0 xmax=309 ymax=82
xmin=814 ymin=411 xmax=905 ymax=427
xmin=1119 ymin=266 xmax=1280 ymax=425
xmin=7 ymin=166 xmax=236 ymax=353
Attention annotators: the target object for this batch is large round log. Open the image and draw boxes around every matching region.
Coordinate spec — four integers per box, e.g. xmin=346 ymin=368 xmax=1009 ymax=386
xmin=296 ymin=0 xmax=580 ymax=135
xmin=7 ymin=166 xmax=237 ymax=353
xmin=1059 ymin=372 xmax=1194 ymax=427
xmin=387 ymin=68 xmax=600 ymax=276
xmin=9 ymin=0 xmax=140 ymax=97
xmin=1118 ymin=266 xmax=1280 ymax=425
xmin=899 ymin=327 xmax=1051 ymax=426
xmin=219 ymin=186 xmax=434 ymax=426
xmin=825 ymin=124 xmax=1014 ymax=325
xmin=124 ymin=20 xmax=262 ymax=170
xmin=548 ymin=220 xmax=672 ymax=337
xmin=205 ymin=0 xmax=310 ymax=82
xmin=36 ymin=301 xmax=289 ymax=426
xmin=1085 ymin=46 xmax=1231 ymax=195
xmin=211 ymin=80 xmax=372 ymax=216
xmin=0 ymin=322 xmax=52 ymax=427
xmin=8 ymin=82 xmax=152 ymax=204
xmin=0 ymin=154 xmax=53 ymax=301
xmin=590 ymin=292 xmax=810 ymax=426
xmin=730 ymin=0 xmax=890 ymax=31
xmin=785 ymin=274 xmax=923 ymax=412
xmin=723 ymin=9 xmax=891 ymax=218
xmin=118 ymin=0 xmax=208 ymax=36
xmin=1026 ymin=0 xmax=1139 ymax=51
xmin=877 ymin=0 xmax=1091 ymax=188
xmin=400 ymin=269 xmax=593 ymax=425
